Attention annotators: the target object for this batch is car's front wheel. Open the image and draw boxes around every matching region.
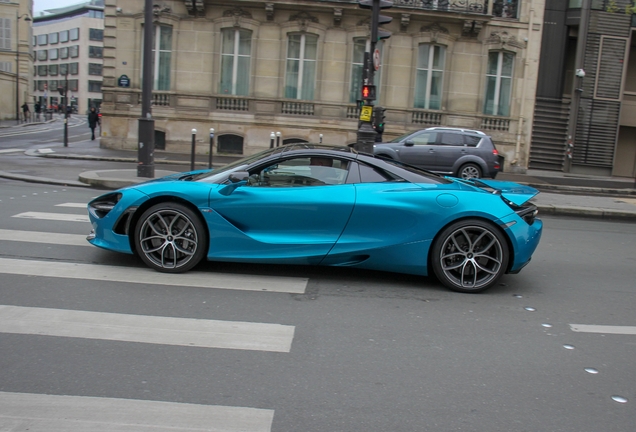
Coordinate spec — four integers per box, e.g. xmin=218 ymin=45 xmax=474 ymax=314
xmin=134 ymin=202 xmax=208 ymax=273
xmin=431 ymin=219 xmax=509 ymax=293
xmin=458 ymin=163 xmax=482 ymax=179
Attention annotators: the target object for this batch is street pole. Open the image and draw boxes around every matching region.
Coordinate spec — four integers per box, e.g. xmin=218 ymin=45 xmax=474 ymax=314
xmin=63 ymin=72 xmax=68 ymax=147
xmin=565 ymin=0 xmax=591 ymax=173
xmin=138 ymin=0 xmax=155 ymax=178
xmin=208 ymin=128 xmax=214 ymax=169
xmin=15 ymin=13 xmax=31 ymax=125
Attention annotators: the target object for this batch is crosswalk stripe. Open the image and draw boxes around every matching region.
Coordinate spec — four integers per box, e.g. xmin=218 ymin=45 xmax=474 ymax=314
xmin=0 ymin=305 xmax=295 ymax=352
xmin=55 ymin=202 xmax=87 ymax=208
xmin=0 ymin=229 xmax=88 ymax=246
xmin=0 ymin=258 xmax=308 ymax=294
xmin=0 ymin=391 xmax=274 ymax=432
xmin=12 ymin=211 xmax=89 ymax=222
xmin=570 ymin=324 xmax=636 ymax=335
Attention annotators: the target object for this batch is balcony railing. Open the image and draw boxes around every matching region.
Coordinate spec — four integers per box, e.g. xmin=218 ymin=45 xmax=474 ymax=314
xmin=388 ymin=0 xmax=519 ymax=18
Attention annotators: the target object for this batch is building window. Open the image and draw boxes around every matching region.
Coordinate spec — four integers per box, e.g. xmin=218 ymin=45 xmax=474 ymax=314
xmin=150 ymin=25 xmax=172 ymax=90
xmin=70 ymin=62 xmax=79 ymax=75
xmin=217 ymin=134 xmax=244 ymax=155
xmin=414 ymin=44 xmax=445 ymax=110
xmin=59 ymin=30 xmax=69 ymax=43
xmin=70 ymin=45 xmax=79 ymax=58
xmin=69 ymin=79 xmax=78 ymax=92
xmin=285 ymin=33 xmax=317 ymax=100
xmin=49 ymin=32 xmax=58 ymax=44
xmin=484 ymin=51 xmax=514 ymax=117
xmin=492 ymin=0 xmax=519 ymax=18
xmin=89 ymin=10 xmax=104 ymax=19
xmin=88 ymin=63 xmax=102 ymax=75
xmin=60 ymin=63 xmax=68 ymax=75
xmin=220 ymin=28 xmax=251 ymax=96
xmin=48 ymin=64 xmax=58 ymax=76
xmin=349 ymin=38 xmax=384 ymax=103
xmin=37 ymin=50 xmax=47 ymax=61
xmin=37 ymin=65 xmax=47 ymax=76
xmin=48 ymin=48 xmax=58 ymax=60
xmin=88 ymin=80 xmax=102 ymax=92
xmin=60 ymin=47 xmax=68 ymax=59
xmin=0 ymin=18 xmax=10 ymax=50
xmin=88 ymin=46 xmax=103 ymax=58
xmin=37 ymin=80 xmax=46 ymax=91
xmin=70 ymin=28 xmax=79 ymax=41
xmin=0 ymin=61 xmax=12 ymax=72
xmin=49 ymin=80 xmax=58 ymax=90
xmin=37 ymin=34 xmax=48 ymax=45
xmin=89 ymin=28 xmax=103 ymax=41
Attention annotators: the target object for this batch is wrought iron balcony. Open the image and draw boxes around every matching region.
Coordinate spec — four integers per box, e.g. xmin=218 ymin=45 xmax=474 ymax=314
xmin=392 ymin=0 xmax=487 ymax=13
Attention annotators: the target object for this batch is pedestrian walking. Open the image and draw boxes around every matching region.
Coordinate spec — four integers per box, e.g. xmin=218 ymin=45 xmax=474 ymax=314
xmin=21 ymin=103 xmax=30 ymax=123
xmin=34 ymin=102 xmax=41 ymax=121
xmin=88 ymin=107 xmax=99 ymax=140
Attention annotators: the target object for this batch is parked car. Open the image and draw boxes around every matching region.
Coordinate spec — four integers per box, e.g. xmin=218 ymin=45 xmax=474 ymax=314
xmin=373 ymin=127 xmax=501 ymax=179
xmin=86 ymin=144 xmax=542 ymax=293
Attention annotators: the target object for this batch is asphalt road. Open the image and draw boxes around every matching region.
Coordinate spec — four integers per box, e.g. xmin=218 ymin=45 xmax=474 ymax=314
xmin=0 ymin=182 xmax=634 ymax=431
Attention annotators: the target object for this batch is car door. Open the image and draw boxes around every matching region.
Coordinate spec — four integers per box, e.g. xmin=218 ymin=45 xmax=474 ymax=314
xmin=207 ymin=156 xmax=355 ymax=263
xmin=434 ymin=132 xmax=466 ymax=174
xmin=396 ymin=131 xmax=439 ymax=170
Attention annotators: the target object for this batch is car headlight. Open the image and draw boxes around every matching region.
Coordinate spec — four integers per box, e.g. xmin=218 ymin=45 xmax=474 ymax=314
xmin=88 ymin=193 xmax=122 ymax=219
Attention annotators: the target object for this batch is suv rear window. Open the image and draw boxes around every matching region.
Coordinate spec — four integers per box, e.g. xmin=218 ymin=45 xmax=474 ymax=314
xmin=464 ymin=135 xmax=481 ymax=147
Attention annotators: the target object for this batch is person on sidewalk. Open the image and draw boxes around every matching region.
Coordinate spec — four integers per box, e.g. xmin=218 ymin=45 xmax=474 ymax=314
xmin=21 ymin=103 xmax=30 ymax=123
xmin=88 ymin=107 xmax=99 ymax=140
xmin=34 ymin=102 xmax=41 ymax=121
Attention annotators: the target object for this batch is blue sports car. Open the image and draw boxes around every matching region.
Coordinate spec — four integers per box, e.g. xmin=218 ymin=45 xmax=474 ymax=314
xmin=87 ymin=144 xmax=542 ymax=293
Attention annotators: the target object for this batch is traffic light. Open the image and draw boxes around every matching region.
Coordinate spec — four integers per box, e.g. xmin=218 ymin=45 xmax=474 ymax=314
xmin=359 ymin=0 xmax=393 ymax=41
xmin=57 ymin=86 xmax=65 ymax=96
xmin=361 ymin=84 xmax=376 ymax=101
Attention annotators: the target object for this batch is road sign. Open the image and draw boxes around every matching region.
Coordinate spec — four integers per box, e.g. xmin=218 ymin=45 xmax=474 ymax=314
xmin=373 ymin=49 xmax=381 ymax=71
xmin=359 ymin=106 xmax=373 ymax=122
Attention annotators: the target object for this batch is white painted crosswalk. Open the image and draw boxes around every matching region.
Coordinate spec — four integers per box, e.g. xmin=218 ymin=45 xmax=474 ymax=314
xmin=0 ymin=305 xmax=295 ymax=352
xmin=0 ymin=392 xmax=274 ymax=432
xmin=0 ymin=200 xmax=309 ymax=429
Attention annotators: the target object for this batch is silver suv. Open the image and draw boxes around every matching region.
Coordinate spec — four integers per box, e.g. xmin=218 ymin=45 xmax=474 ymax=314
xmin=373 ymin=127 xmax=501 ymax=179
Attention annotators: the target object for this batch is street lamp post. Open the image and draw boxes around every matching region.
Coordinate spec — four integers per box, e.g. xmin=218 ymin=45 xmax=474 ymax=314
xmin=16 ymin=12 xmax=32 ymax=125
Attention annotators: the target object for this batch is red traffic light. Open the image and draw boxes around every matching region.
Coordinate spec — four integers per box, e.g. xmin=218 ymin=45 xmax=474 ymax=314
xmin=361 ymin=84 xmax=376 ymax=101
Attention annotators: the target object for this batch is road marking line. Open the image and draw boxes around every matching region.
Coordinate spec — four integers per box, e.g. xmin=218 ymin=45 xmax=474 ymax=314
xmin=570 ymin=324 xmax=636 ymax=335
xmin=0 ymin=305 xmax=295 ymax=352
xmin=0 ymin=229 xmax=88 ymax=246
xmin=0 ymin=149 xmax=22 ymax=154
xmin=0 ymin=258 xmax=308 ymax=294
xmin=12 ymin=211 xmax=89 ymax=222
xmin=0 ymin=391 xmax=274 ymax=432
xmin=55 ymin=202 xmax=87 ymax=208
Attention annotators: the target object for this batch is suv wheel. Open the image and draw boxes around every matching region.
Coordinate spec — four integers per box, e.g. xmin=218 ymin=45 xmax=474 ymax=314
xmin=458 ymin=163 xmax=482 ymax=179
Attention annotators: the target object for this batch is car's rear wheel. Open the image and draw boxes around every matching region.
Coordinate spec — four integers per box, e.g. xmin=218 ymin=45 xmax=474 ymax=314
xmin=458 ymin=163 xmax=481 ymax=179
xmin=431 ymin=219 xmax=509 ymax=293
xmin=134 ymin=202 xmax=207 ymax=273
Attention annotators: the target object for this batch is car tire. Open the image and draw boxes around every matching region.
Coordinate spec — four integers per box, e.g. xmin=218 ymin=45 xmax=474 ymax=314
xmin=458 ymin=163 xmax=482 ymax=179
xmin=431 ymin=219 xmax=509 ymax=293
xmin=134 ymin=202 xmax=208 ymax=273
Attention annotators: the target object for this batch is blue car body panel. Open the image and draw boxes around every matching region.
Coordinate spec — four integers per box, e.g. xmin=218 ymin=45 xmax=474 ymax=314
xmin=86 ymin=145 xmax=543 ymax=284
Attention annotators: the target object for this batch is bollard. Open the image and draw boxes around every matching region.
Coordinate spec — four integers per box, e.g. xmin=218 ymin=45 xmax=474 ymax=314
xmin=208 ymin=128 xmax=215 ymax=170
xmin=270 ymin=132 xmax=275 ymax=149
xmin=276 ymin=131 xmax=281 ymax=147
xmin=319 ymin=134 xmax=323 ymax=144
xmin=190 ymin=129 xmax=196 ymax=171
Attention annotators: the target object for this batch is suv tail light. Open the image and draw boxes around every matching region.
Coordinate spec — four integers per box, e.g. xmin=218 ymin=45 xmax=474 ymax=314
xmin=492 ymin=148 xmax=501 ymax=170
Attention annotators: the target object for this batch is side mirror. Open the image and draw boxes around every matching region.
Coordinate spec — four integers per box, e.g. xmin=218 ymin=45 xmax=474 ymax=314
xmin=404 ymin=140 xmax=415 ymax=147
xmin=228 ymin=171 xmax=250 ymax=183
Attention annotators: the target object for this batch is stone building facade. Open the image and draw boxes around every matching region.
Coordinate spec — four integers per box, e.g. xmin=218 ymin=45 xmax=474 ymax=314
xmin=101 ymin=0 xmax=545 ymax=173
xmin=0 ymin=0 xmax=33 ymax=121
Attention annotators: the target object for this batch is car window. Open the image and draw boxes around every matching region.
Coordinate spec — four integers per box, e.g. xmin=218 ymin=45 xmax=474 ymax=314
xmin=358 ymin=163 xmax=404 ymax=183
xmin=440 ymin=133 xmax=465 ymax=146
xmin=464 ymin=135 xmax=481 ymax=147
xmin=248 ymin=157 xmax=350 ymax=187
xmin=411 ymin=132 xmax=437 ymax=146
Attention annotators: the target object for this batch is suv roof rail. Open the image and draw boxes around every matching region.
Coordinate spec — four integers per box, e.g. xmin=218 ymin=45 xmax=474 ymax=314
xmin=425 ymin=127 xmax=486 ymax=136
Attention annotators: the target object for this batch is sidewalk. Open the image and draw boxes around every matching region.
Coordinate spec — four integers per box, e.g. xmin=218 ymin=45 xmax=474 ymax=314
xmin=1 ymin=138 xmax=635 ymax=221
